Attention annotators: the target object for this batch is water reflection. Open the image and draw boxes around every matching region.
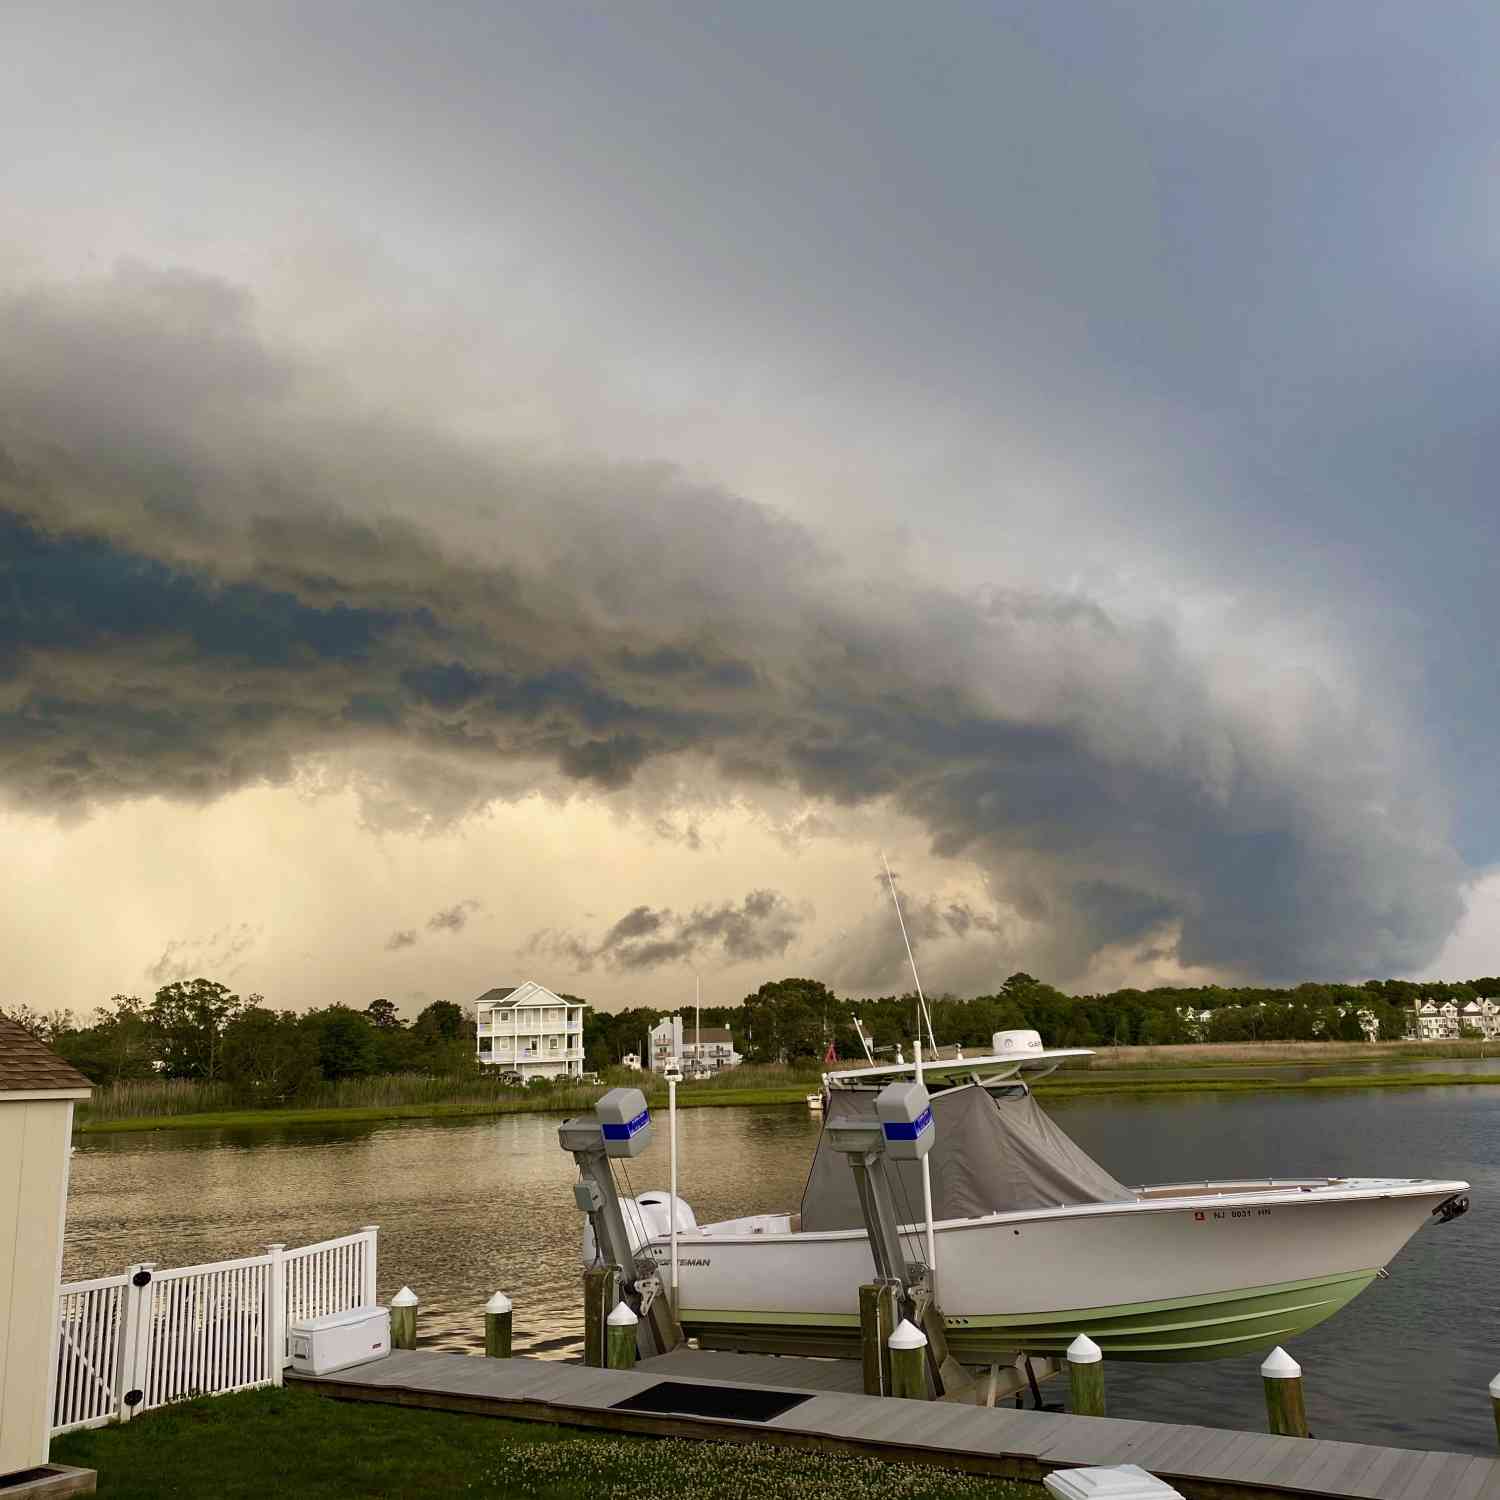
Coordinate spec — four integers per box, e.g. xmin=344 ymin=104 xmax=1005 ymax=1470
xmin=67 ymin=1084 xmax=1496 ymax=1454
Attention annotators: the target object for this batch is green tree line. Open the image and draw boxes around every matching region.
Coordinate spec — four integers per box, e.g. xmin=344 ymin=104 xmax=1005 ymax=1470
xmin=9 ymin=972 xmax=1495 ymax=1095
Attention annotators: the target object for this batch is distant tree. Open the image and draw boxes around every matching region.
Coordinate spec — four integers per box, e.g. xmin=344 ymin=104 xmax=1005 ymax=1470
xmin=222 ymin=1007 xmax=319 ymax=1101
xmin=408 ymin=1000 xmax=476 ymax=1073
xmin=741 ymin=978 xmax=832 ymax=1063
xmin=364 ymin=997 xmax=403 ymax=1030
xmin=301 ymin=1005 xmax=378 ymax=1080
xmin=149 ymin=979 xmax=245 ymax=1080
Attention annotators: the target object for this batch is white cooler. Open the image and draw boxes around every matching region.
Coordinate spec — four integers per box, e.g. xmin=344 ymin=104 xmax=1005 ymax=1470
xmin=289 ymin=1305 xmax=391 ymax=1375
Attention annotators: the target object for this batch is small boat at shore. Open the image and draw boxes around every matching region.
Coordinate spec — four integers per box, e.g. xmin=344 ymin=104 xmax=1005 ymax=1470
xmin=633 ymin=1034 xmax=1470 ymax=1363
xmin=805 ymin=1092 xmax=824 ymax=1112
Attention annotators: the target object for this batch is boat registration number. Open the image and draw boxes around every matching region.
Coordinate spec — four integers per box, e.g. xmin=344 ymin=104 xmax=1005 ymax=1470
xmin=1194 ymin=1208 xmax=1273 ymax=1222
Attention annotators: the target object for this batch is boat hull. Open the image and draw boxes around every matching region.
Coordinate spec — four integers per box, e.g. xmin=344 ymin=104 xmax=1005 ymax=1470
xmin=650 ymin=1178 xmax=1464 ymax=1362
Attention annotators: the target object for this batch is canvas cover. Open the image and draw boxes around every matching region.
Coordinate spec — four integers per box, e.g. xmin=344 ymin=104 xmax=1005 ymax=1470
xmin=799 ymin=1083 xmax=1133 ymax=1231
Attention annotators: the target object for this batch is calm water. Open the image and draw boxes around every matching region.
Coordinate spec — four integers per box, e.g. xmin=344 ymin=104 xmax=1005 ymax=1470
xmin=66 ymin=1085 xmax=1497 ymax=1454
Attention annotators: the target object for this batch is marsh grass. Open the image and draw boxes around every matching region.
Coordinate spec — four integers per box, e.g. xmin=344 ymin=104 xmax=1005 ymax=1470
xmin=1078 ymin=1039 xmax=1493 ymax=1069
xmin=50 ymin=1384 xmax=1036 ymax=1500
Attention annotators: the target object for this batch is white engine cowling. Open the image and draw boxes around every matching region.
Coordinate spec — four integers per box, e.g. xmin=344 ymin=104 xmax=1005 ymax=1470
xmin=580 ymin=1192 xmax=697 ymax=1265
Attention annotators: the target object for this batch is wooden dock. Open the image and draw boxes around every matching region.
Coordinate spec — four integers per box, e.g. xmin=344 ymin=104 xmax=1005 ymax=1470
xmin=290 ymin=1348 xmax=1500 ymax=1500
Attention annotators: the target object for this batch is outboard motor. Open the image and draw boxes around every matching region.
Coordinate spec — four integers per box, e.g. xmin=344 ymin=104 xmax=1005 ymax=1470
xmin=580 ymin=1192 xmax=697 ymax=1264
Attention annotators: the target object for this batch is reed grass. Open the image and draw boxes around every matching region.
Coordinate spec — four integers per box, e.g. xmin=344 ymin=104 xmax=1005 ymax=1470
xmin=1079 ymin=1038 xmax=1494 ymax=1069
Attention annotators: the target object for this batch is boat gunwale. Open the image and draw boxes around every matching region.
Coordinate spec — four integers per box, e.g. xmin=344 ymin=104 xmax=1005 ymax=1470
xmin=652 ymin=1176 xmax=1470 ymax=1247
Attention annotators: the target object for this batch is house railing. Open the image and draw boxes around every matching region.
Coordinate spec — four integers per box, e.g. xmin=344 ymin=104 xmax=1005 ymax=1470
xmin=51 ymin=1225 xmax=377 ymax=1435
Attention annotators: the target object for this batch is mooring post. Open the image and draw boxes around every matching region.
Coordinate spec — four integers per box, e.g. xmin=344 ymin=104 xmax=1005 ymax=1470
xmin=583 ymin=1264 xmax=622 ymax=1368
xmin=1261 ymin=1346 xmax=1308 ymax=1438
xmin=390 ymin=1285 xmax=418 ymax=1350
xmin=889 ymin=1318 xmax=930 ymax=1400
xmin=606 ymin=1301 xmax=639 ymax=1370
xmin=1490 ymin=1371 xmax=1500 ymax=1449
xmin=484 ymin=1291 xmax=513 ymax=1358
xmin=859 ymin=1281 xmax=900 ymax=1395
xmin=1066 ymin=1333 xmax=1106 ymax=1416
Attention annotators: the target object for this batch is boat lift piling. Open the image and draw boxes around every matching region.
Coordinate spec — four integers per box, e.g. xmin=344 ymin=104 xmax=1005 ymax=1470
xmin=560 ymin=1087 xmax=682 ymax=1363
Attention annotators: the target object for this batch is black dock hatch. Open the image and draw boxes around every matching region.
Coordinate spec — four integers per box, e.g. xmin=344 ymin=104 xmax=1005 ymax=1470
xmin=611 ymin=1381 xmax=812 ymax=1423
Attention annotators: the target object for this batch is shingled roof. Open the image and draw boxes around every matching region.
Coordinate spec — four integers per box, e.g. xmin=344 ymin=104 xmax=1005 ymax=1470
xmin=0 ymin=1014 xmax=93 ymax=1095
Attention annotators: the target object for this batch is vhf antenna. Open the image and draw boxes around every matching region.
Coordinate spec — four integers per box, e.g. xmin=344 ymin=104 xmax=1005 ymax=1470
xmin=881 ymin=850 xmax=938 ymax=1055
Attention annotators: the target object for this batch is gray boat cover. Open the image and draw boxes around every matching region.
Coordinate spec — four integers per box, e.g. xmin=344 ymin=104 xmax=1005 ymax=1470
xmin=799 ymin=1084 xmax=1133 ymax=1231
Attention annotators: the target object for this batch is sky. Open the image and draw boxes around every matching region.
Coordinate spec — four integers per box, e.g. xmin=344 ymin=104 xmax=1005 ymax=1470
xmin=3 ymin=1 xmax=1498 ymax=1019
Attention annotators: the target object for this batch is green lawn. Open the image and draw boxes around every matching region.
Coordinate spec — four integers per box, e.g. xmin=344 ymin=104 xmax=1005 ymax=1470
xmin=52 ymin=1386 xmax=1038 ymax=1499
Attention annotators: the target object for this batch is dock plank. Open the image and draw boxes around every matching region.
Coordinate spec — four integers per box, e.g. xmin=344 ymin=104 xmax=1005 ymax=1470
xmin=288 ymin=1349 xmax=1500 ymax=1500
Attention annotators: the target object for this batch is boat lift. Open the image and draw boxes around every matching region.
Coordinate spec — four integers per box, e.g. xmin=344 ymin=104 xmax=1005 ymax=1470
xmin=559 ymin=1087 xmax=682 ymax=1359
xmin=826 ymin=1075 xmax=970 ymax=1399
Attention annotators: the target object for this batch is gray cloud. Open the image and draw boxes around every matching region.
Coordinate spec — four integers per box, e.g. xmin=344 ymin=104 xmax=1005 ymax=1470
xmin=384 ymin=929 xmax=417 ymax=951
xmin=147 ymin=923 xmax=260 ymax=985
xmin=530 ymin=890 xmax=810 ymax=972
xmin=427 ymin=900 xmax=481 ymax=935
xmin=0 ymin=267 xmax=1468 ymax=984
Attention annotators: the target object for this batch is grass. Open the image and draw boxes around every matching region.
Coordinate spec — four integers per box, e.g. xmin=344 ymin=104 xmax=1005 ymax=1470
xmin=50 ymin=1385 xmax=1037 ymax=1499
xmin=74 ymin=1044 xmax=1500 ymax=1136
xmin=76 ymin=1065 xmax=824 ymax=1135
xmin=1080 ymin=1038 xmax=1496 ymax=1069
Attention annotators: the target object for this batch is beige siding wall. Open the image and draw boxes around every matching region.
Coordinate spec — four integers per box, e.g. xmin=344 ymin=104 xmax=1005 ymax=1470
xmin=0 ymin=1099 xmax=72 ymax=1477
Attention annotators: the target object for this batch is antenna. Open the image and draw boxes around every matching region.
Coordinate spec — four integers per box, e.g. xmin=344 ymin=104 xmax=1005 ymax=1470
xmin=881 ymin=851 xmax=938 ymax=1054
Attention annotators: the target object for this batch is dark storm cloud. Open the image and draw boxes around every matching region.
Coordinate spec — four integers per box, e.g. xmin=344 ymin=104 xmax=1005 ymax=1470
xmin=530 ymin=890 xmax=808 ymax=972
xmin=0 ymin=268 xmax=1466 ymax=982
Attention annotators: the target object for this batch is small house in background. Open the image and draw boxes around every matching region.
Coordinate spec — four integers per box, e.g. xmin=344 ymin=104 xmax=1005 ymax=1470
xmin=0 ymin=1015 xmax=91 ymax=1484
xmin=620 ymin=1051 xmax=642 ymax=1070
xmin=473 ymin=982 xmax=586 ymax=1081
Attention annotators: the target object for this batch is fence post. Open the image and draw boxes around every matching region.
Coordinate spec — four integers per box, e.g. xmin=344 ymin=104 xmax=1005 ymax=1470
xmin=117 ymin=1263 xmax=156 ymax=1423
xmin=360 ymin=1226 xmax=379 ymax=1307
xmin=265 ymin=1244 xmax=287 ymax=1386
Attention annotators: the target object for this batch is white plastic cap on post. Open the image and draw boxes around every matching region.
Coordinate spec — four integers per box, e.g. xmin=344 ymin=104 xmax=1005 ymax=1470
xmin=1066 ymin=1334 xmax=1103 ymax=1364
xmin=888 ymin=1318 xmax=928 ymax=1351
xmin=1260 ymin=1346 xmax=1301 ymax=1380
xmin=391 ymin=1286 xmax=418 ymax=1307
xmin=486 ymin=1291 xmax=512 ymax=1314
xmin=606 ymin=1301 xmax=639 ymax=1326
xmin=1489 ymin=1371 xmax=1500 ymax=1399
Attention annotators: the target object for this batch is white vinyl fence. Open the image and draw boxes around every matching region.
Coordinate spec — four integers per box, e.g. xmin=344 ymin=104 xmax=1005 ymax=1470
xmin=51 ymin=1225 xmax=378 ymax=1435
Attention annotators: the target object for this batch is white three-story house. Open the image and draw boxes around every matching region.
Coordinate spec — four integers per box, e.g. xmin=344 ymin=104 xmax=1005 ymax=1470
xmin=474 ymin=982 xmax=586 ymax=1080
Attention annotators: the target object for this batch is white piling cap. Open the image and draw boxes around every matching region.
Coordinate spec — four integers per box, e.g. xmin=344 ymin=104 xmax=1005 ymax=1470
xmin=1490 ymin=1371 xmax=1500 ymax=1400
xmin=1260 ymin=1346 xmax=1301 ymax=1380
xmin=391 ymin=1285 xmax=418 ymax=1306
xmin=486 ymin=1291 xmax=512 ymax=1314
xmin=1066 ymin=1333 xmax=1103 ymax=1364
xmin=607 ymin=1301 xmax=639 ymax=1326
xmin=888 ymin=1318 xmax=928 ymax=1351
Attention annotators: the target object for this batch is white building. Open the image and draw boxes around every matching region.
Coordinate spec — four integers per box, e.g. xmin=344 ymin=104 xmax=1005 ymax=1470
xmin=475 ymin=981 xmax=586 ymax=1080
xmin=648 ymin=1014 xmax=742 ymax=1073
xmin=1412 ymin=998 xmax=1500 ymax=1041
xmin=0 ymin=1015 xmax=91 ymax=1482
xmin=620 ymin=1051 xmax=642 ymax=1070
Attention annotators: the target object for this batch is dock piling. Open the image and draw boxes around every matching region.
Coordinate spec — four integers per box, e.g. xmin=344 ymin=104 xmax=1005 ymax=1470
xmin=583 ymin=1265 xmax=622 ymax=1368
xmin=1065 ymin=1334 xmax=1106 ymax=1417
xmin=859 ymin=1281 xmax=899 ymax=1395
xmin=606 ymin=1302 xmax=639 ymax=1370
xmin=1261 ymin=1346 xmax=1308 ymax=1438
xmin=888 ymin=1318 xmax=930 ymax=1400
xmin=1490 ymin=1371 xmax=1500 ymax=1448
xmin=484 ymin=1292 xmax=512 ymax=1358
xmin=390 ymin=1286 xmax=418 ymax=1351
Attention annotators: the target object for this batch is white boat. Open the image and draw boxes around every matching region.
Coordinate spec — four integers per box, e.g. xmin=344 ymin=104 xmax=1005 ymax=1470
xmin=806 ymin=1092 xmax=824 ymax=1112
xmin=633 ymin=1035 xmax=1469 ymax=1362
